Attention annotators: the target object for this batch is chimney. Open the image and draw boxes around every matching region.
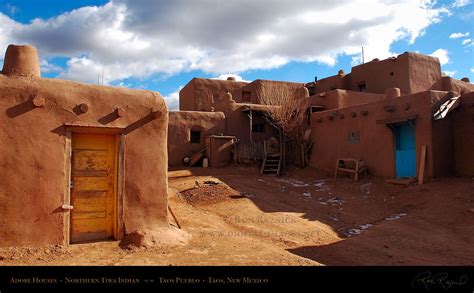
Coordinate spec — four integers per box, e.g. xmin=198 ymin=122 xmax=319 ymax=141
xmin=2 ymin=44 xmax=41 ymax=78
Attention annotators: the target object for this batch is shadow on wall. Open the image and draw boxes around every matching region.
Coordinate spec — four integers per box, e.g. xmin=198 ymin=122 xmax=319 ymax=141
xmin=98 ymin=111 xmax=121 ymax=125
xmin=48 ymin=112 xmax=160 ymax=137
xmin=5 ymin=95 xmax=38 ymax=118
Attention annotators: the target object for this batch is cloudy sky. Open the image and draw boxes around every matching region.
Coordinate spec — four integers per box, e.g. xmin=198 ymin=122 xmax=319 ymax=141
xmin=0 ymin=0 xmax=473 ymax=109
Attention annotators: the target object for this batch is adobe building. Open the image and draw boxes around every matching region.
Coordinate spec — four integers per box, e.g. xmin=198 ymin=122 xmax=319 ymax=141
xmin=168 ymin=111 xmax=226 ymax=166
xmin=177 ymin=51 xmax=474 ymax=180
xmin=306 ymin=52 xmax=442 ymax=96
xmin=0 ymin=44 xmax=169 ymax=246
xmin=307 ymin=53 xmax=474 ymax=179
xmin=172 ymin=78 xmax=308 ymax=168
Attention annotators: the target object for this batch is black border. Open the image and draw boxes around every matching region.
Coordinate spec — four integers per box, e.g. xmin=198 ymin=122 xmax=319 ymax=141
xmin=0 ymin=266 xmax=472 ymax=292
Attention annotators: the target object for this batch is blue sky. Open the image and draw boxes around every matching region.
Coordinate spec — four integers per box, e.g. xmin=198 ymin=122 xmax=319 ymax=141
xmin=0 ymin=0 xmax=473 ymax=109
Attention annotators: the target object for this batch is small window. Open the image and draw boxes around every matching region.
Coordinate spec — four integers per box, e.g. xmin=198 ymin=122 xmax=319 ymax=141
xmin=242 ymin=91 xmax=251 ymax=102
xmin=358 ymin=83 xmax=366 ymax=92
xmin=348 ymin=131 xmax=360 ymax=144
xmin=252 ymin=124 xmax=265 ymax=133
xmin=190 ymin=130 xmax=201 ymax=143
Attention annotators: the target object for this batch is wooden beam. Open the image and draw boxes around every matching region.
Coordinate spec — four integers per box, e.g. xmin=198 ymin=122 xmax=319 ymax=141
xmin=376 ymin=114 xmax=419 ymax=125
xmin=418 ymin=145 xmax=427 ymax=185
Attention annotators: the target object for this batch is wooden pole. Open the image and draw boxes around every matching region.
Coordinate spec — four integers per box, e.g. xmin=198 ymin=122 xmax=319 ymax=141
xmin=418 ymin=145 xmax=427 ymax=185
xmin=168 ymin=205 xmax=181 ymax=229
xmin=249 ymin=110 xmax=253 ymax=142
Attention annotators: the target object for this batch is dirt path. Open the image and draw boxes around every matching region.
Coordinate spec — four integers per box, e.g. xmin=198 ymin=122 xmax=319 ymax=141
xmin=1 ymin=166 xmax=473 ymax=265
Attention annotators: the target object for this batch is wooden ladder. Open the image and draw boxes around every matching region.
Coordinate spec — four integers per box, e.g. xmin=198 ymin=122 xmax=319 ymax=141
xmin=260 ymin=152 xmax=282 ymax=176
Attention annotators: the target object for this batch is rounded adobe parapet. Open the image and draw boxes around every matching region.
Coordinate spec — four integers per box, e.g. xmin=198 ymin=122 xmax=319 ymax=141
xmin=385 ymin=87 xmax=401 ymax=99
xmin=2 ymin=44 xmax=41 ymax=78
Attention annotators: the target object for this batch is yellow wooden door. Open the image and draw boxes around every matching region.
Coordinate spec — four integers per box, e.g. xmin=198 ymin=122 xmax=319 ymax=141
xmin=70 ymin=133 xmax=117 ymax=243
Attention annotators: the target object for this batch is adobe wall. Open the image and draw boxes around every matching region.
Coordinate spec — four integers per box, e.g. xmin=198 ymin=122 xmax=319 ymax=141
xmin=348 ymin=54 xmax=411 ymax=94
xmin=208 ymin=95 xmax=267 ymax=142
xmin=432 ymin=117 xmax=454 ymax=177
xmin=179 ymin=78 xmax=248 ymax=111
xmin=453 ymin=92 xmax=474 ymax=176
xmin=310 ymin=90 xmax=386 ymax=110
xmin=430 ymin=76 xmax=474 ymax=95
xmin=309 ymin=74 xmax=345 ymax=95
xmin=206 ymin=136 xmax=236 ymax=167
xmin=407 ymin=53 xmax=442 ymax=94
xmin=168 ymin=111 xmax=225 ymax=166
xmin=311 ymin=52 xmax=441 ymax=96
xmin=249 ymin=79 xmax=306 ymax=104
xmin=0 ymin=74 xmax=168 ymax=246
xmin=179 ymin=81 xmax=195 ymax=111
xmin=310 ymin=91 xmax=443 ymax=178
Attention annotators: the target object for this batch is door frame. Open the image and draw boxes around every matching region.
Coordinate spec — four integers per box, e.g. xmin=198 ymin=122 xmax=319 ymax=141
xmin=63 ymin=126 xmax=125 ymax=245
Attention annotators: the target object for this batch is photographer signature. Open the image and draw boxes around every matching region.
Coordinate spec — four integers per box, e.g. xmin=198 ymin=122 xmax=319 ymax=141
xmin=411 ymin=271 xmax=468 ymax=290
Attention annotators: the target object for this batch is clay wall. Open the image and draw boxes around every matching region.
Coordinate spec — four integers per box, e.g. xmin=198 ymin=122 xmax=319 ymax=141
xmin=310 ymin=74 xmax=345 ymax=95
xmin=179 ymin=78 xmax=248 ymax=111
xmin=453 ymin=92 xmax=474 ymax=176
xmin=310 ymin=90 xmax=386 ymax=110
xmin=168 ymin=111 xmax=225 ymax=166
xmin=0 ymin=74 xmax=168 ymax=246
xmin=430 ymin=76 xmax=474 ymax=95
xmin=310 ymin=91 xmax=445 ymax=178
xmin=310 ymin=52 xmax=441 ymax=96
xmin=407 ymin=53 xmax=442 ymax=94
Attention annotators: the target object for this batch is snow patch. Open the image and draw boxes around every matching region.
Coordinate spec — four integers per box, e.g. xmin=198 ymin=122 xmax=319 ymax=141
xmin=345 ymin=223 xmax=373 ymax=237
xmin=385 ymin=213 xmax=407 ymax=221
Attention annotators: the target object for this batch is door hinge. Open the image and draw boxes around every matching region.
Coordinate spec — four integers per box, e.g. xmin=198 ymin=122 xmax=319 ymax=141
xmin=70 ymin=180 xmax=74 ymax=189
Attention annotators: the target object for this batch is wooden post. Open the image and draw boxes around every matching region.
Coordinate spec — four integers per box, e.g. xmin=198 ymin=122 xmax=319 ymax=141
xmin=418 ymin=145 xmax=427 ymax=184
xmin=355 ymin=160 xmax=359 ymax=181
xmin=249 ymin=110 xmax=253 ymax=142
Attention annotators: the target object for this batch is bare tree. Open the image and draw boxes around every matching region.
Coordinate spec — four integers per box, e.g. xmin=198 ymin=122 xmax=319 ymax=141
xmin=256 ymin=82 xmax=311 ymax=169
xmin=256 ymin=82 xmax=309 ymax=141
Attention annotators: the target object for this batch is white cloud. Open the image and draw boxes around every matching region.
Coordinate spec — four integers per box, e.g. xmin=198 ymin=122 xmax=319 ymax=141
xmin=163 ymin=87 xmax=182 ymax=111
xmin=471 ymin=68 xmax=474 ymax=73
xmin=449 ymin=32 xmax=470 ymax=38
xmin=430 ymin=49 xmax=449 ymax=65
xmin=453 ymin=0 xmax=471 ymax=8
xmin=443 ymin=70 xmax=456 ymax=77
xmin=213 ymin=74 xmax=250 ymax=83
xmin=0 ymin=0 xmax=450 ymax=85
xmin=462 ymin=38 xmax=473 ymax=45
xmin=39 ymin=60 xmax=62 ymax=74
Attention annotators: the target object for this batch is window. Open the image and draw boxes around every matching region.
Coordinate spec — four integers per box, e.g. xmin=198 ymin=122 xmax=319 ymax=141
xmin=252 ymin=123 xmax=265 ymax=133
xmin=242 ymin=91 xmax=251 ymax=102
xmin=358 ymin=83 xmax=366 ymax=92
xmin=348 ymin=131 xmax=360 ymax=144
xmin=190 ymin=130 xmax=201 ymax=143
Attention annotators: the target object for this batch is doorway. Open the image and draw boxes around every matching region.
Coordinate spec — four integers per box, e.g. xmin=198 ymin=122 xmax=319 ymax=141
xmin=395 ymin=123 xmax=416 ymax=178
xmin=70 ymin=133 xmax=118 ymax=243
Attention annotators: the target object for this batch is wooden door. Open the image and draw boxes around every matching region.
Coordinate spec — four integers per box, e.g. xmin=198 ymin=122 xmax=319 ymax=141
xmin=70 ymin=133 xmax=117 ymax=243
xmin=395 ymin=124 xmax=416 ymax=178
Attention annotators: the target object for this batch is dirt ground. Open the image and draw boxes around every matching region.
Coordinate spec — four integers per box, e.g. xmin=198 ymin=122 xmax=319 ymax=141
xmin=1 ymin=166 xmax=473 ymax=266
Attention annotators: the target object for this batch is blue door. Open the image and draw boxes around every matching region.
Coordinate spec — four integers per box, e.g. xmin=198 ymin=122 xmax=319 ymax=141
xmin=395 ymin=124 xmax=416 ymax=178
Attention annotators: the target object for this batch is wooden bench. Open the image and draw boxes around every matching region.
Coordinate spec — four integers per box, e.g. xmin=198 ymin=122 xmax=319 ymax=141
xmin=335 ymin=158 xmax=367 ymax=181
